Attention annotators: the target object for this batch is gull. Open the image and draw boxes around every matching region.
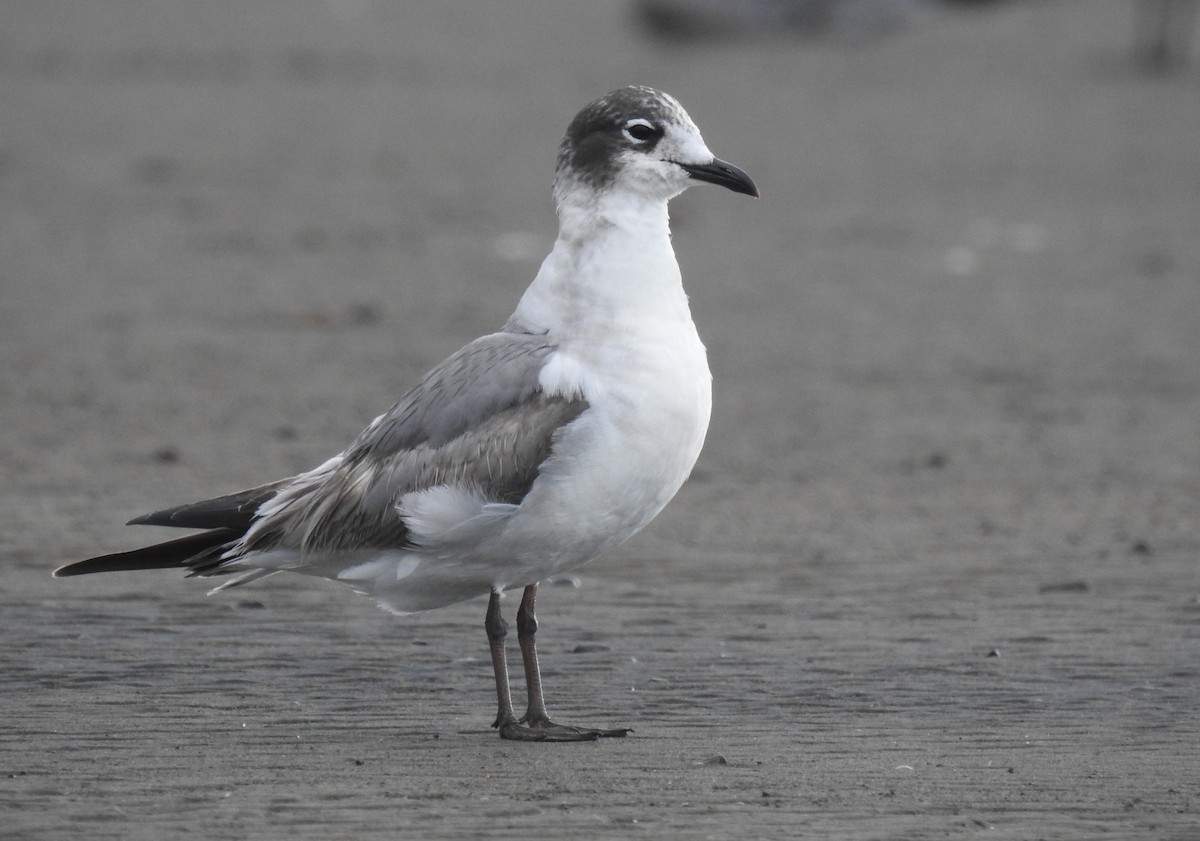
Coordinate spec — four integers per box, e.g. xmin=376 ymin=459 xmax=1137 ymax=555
xmin=55 ymin=86 xmax=759 ymax=741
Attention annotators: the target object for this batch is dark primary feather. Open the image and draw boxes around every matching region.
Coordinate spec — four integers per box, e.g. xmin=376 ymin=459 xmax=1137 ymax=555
xmin=128 ymin=480 xmax=292 ymax=531
xmin=53 ymin=529 xmax=238 ymax=577
xmin=55 ymin=480 xmax=289 ymax=579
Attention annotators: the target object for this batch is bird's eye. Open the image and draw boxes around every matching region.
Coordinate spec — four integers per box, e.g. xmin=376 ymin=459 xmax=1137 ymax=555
xmin=622 ymin=119 xmax=659 ymax=143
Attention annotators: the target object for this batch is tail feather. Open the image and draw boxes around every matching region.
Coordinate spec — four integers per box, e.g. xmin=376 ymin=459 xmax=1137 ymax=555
xmin=54 ymin=528 xmax=240 ymax=578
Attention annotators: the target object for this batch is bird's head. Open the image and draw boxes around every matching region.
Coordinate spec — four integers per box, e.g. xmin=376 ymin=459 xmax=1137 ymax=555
xmin=555 ymin=86 xmax=759 ymax=205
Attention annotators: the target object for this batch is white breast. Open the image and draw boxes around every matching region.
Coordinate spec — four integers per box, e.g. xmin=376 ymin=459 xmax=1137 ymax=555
xmin=494 ymin=198 xmax=714 ymax=582
xmin=508 ymin=324 xmax=712 ymax=573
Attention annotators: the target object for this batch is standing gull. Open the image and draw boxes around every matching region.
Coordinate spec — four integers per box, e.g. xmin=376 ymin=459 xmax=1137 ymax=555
xmin=55 ymin=86 xmax=759 ymax=742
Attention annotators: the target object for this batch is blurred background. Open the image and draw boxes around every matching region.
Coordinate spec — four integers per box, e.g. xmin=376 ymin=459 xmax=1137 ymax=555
xmin=2 ymin=2 xmax=1199 ymax=836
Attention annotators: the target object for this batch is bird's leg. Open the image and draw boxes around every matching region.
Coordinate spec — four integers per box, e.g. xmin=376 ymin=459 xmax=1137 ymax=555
xmin=485 ymin=589 xmax=518 ymax=731
xmin=491 ymin=582 xmax=629 ymax=742
xmin=515 ymin=582 xmax=552 ymax=726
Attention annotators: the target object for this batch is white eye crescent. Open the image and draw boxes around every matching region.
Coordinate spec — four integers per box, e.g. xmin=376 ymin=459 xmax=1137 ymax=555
xmin=622 ymin=118 xmax=659 ymax=143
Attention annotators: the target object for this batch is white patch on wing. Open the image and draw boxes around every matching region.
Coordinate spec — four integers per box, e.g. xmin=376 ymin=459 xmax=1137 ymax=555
xmin=538 ymin=350 xmax=597 ymax=400
xmin=398 ymin=485 xmax=518 ymax=551
xmin=338 ymin=554 xmax=421 ymax=583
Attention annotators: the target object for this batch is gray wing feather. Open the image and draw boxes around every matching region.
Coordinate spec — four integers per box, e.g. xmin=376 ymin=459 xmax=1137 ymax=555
xmin=351 ymin=332 xmax=561 ymax=456
xmin=236 ymin=332 xmax=587 ymax=556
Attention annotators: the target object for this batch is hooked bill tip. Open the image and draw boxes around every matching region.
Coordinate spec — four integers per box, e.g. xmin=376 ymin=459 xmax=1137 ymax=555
xmin=678 ymin=158 xmax=759 ymax=198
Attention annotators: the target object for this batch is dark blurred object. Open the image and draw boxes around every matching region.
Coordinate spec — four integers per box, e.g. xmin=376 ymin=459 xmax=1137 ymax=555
xmin=1132 ymin=0 xmax=1198 ymax=71
xmin=635 ymin=0 xmax=922 ymax=41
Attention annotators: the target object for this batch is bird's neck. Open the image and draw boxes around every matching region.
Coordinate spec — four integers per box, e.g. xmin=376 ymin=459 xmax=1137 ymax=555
xmin=554 ymin=180 xmax=674 ymax=241
xmin=509 ymin=185 xmax=691 ymax=338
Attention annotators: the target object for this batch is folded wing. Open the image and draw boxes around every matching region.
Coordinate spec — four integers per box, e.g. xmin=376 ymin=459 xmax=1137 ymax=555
xmin=55 ymin=331 xmax=587 ymax=579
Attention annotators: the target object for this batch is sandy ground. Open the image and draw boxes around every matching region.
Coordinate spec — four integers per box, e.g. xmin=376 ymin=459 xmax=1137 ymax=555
xmin=2 ymin=1 xmax=1199 ymax=838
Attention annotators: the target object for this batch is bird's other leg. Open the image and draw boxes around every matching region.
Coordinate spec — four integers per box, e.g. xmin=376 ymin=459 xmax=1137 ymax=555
xmin=494 ymin=582 xmax=629 ymax=742
xmin=485 ymin=589 xmax=518 ymax=731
